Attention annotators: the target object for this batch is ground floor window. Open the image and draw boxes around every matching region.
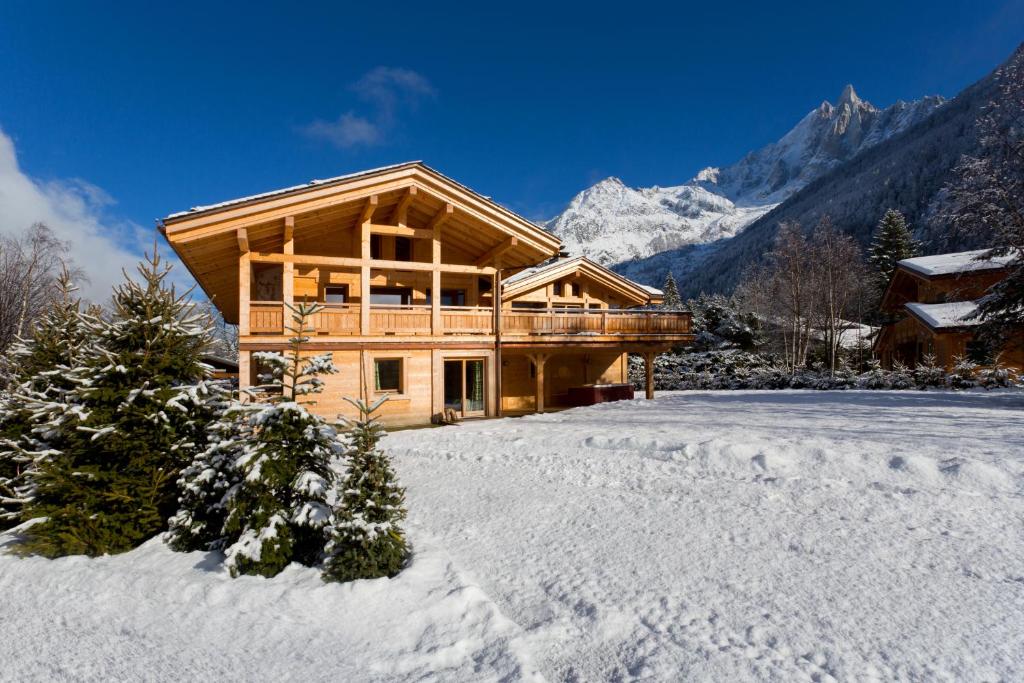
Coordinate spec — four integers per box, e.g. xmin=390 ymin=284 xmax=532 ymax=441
xmin=374 ymin=358 xmax=403 ymax=392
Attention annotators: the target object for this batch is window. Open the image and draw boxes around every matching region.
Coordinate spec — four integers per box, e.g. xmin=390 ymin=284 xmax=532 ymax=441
xmin=511 ymin=301 xmax=546 ymax=309
xmin=571 ymin=282 xmax=581 ymax=297
xmin=442 ymin=289 xmax=465 ymax=306
xmin=478 ymin=277 xmax=492 ymax=294
xmin=394 ymin=236 xmax=412 ymax=262
xmin=324 ymin=285 xmax=348 ymax=304
xmin=371 ymin=287 xmax=412 ymax=305
xmin=374 ymin=358 xmax=403 ymax=392
xmin=370 ymin=234 xmax=383 ymax=259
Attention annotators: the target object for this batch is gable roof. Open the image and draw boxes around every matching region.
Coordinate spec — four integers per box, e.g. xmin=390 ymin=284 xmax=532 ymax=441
xmin=160 ymin=162 xmax=563 ymax=323
xmin=502 ymin=256 xmax=657 ymax=305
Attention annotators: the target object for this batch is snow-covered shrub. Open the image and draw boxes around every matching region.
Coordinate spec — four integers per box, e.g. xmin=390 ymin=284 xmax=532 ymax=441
xmin=857 ymin=360 xmax=891 ymax=389
xmin=889 ymin=362 xmax=915 ymax=390
xmin=947 ymin=357 xmax=979 ymax=390
xmin=976 ymin=361 xmax=1019 ymax=389
xmin=913 ymin=354 xmax=947 ymax=389
xmin=322 ymin=397 xmax=408 ymax=583
xmin=687 ymin=294 xmax=763 ymax=351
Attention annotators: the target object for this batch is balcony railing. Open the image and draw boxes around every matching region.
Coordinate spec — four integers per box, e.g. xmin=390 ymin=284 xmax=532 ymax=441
xmin=248 ymin=303 xmax=691 ymax=337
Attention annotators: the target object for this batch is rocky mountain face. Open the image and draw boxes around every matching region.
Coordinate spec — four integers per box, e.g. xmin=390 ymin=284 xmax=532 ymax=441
xmin=619 ymin=45 xmax=1021 ymax=298
xmin=546 ymin=86 xmax=944 ymax=267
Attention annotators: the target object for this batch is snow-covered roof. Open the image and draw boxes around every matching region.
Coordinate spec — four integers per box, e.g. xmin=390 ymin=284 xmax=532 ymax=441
xmin=905 ymin=301 xmax=981 ymax=329
xmin=898 ymin=250 xmax=1014 ymax=278
xmin=640 ymin=284 xmax=663 ymax=296
xmin=165 ymin=161 xmax=419 ymax=220
xmin=502 ymin=258 xmax=571 ymax=286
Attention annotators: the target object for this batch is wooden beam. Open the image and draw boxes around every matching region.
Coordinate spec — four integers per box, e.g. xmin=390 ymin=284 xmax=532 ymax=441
xmin=531 ymin=353 xmax=549 ymax=413
xmin=359 ymin=195 xmax=379 ymax=225
xmin=429 ymin=203 xmax=454 ymax=231
xmin=360 ymin=218 xmax=371 ymax=335
xmin=236 ymin=227 xmax=249 ymax=253
xmin=250 ymin=252 xmax=496 ymax=275
xmin=282 ymin=217 xmax=294 ymax=309
xmin=392 ymin=186 xmax=417 ymax=225
xmin=475 ymin=236 xmax=518 ymax=267
xmin=431 ymin=210 xmax=442 ymax=334
xmin=368 ymin=224 xmax=434 ymax=239
xmin=238 ymin=251 xmax=251 ymax=335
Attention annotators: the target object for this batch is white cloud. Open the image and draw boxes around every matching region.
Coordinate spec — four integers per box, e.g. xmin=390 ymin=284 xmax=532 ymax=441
xmin=302 ymin=67 xmax=436 ymax=149
xmin=0 ymin=128 xmax=191 ymax=303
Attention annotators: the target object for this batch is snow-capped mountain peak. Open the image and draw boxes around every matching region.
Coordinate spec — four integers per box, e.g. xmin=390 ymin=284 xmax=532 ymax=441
xmin=546 ymin=86 xmax=944 ymax=266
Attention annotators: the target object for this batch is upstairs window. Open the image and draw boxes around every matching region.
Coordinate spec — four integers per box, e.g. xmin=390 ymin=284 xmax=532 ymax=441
xmin=370 ymin=234 xmax=383 ymax=260
xmin=370 ymin=287 xmax=412 ymax=306
xmin=324 ymin=285 xmax=348 ymax=304
xmin=394 ymin=236 xmax=412 ymax=262
xmin=571 ymin=282 xmax=582 ymax=297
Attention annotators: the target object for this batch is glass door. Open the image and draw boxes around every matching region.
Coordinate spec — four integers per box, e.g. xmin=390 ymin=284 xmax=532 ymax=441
xmin=443 ymin=359 xmax=486 ymax=416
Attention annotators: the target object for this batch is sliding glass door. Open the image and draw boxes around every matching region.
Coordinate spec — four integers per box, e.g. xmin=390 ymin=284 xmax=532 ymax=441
xmin=443 ymin=359 xmax=486 ymax=416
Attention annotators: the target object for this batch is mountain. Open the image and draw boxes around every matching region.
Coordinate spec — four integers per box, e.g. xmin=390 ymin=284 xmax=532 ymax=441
xmin=546 ymin=86 xmax=944 ymax=266
xmin=620 ymin=44 xmax=1022 ymax=298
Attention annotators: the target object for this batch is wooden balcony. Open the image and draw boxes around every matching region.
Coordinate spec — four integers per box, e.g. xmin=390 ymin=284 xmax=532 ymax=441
xmin=249 ymin=302 xmax=691 ymax=339
xmin=502 ymin=308 xmax=691 ymax=336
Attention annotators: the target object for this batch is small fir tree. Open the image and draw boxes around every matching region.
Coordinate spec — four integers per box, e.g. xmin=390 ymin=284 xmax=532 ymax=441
xmin=323 ymin=396 xmax=408 ymax=583
xmin=661 ymin=272 xmax=682 ymax=311
xmin=18 ymin=249 xmax=217 ymax=556
xmin=218 ymin=303 xmax=346 ymax=578
xmin=868 ymin=209 xmax=918 ymax=297
xmin=0 ymin=269 xmax=91 ymax=529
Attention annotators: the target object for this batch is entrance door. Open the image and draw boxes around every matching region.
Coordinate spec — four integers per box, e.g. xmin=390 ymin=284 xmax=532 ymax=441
xmin=443 ymin=359 xmax=486 ymax=416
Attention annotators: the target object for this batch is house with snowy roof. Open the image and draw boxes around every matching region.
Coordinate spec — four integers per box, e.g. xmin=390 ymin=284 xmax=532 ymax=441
xmin=875 ymin=249 xmax=1023 ymax=370
xmin=159 ymin=162 xmax=692 ymax=426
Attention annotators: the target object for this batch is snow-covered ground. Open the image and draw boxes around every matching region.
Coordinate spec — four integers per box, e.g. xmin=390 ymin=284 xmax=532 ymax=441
xmin=3 ymin=391 xmax=1023 ymax=681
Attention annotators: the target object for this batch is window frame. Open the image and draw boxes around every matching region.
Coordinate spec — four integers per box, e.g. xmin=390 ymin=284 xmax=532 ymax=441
xmin=373 ymin=357 xmax=404 ymax=394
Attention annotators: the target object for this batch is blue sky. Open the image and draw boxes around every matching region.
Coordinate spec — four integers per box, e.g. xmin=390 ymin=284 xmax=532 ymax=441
xmin=0 ymin=1 xmax=1021 ymax=297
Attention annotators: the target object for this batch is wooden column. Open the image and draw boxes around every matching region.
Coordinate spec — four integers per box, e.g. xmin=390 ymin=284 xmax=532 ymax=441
xmin=237 ymin=350 xmax=250 ymax=398
xmin=531 ymin=352 xmax=549 ymax=413
xmin=359 ymin=196 xmax=377 ymax=336
xmin=282 ymin=216 xmax=294 ymax=311
xmin=644 ymin=351 xmax=656 ymax=400
xmin=431 ymin=221 xmax=442 ymax=335
xmin=237 ymin=228 xmax=250 ymax=336
xmin=493 ymin=257 xmax=503 ymax=416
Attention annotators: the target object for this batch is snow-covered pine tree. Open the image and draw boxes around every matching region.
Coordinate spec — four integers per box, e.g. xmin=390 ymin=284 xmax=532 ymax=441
xmin=323 ymin=396 xmax=408 ymax=583
xmin=18 ymin=249 xmax=217 ymax=557
xmin=0 ymin=268 xmax=91 ymax=529
xmin=868 ymin=209 xmax=918 ymax=296
xmin=164 ymin=387 xmax=243 ymax=552
xmin=661 ymin=272 xmax=682 ymax=311
xmin=220 ymin=302 xmax=345 ymax=578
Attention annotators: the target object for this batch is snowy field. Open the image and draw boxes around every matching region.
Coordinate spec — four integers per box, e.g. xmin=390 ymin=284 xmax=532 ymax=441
xmin=2 ymin=390 xmax=1023 ymax=681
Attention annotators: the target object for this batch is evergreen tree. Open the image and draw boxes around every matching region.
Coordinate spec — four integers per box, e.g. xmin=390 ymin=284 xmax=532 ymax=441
xmin=0 ymin=269 xmax=91 ymax=529
xmin=218 ymin=303 xmax=346 ymax=578
xmin=868 ymin=209 xmax=918 ymax=295
xmin=18 ymin=249 xmax=217 ymax=557
xmin=323 ymin=396 xmax=408 ymax=583
xmin=661 ymin=272 xmax=682 ymax=311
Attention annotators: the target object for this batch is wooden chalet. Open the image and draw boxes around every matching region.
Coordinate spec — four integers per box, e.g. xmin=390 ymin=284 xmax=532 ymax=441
xmin=875 ymin=249 xmax=1023 ymax=369
xmin=160 ymin=162 xmax=693 ymax=425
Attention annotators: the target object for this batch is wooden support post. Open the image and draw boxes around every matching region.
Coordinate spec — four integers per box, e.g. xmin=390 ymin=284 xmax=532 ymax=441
xmin=237 ymin=350 xmax=250 ymax=398
xmin=282 ymin=216 xmax=294 ymax=311
xmin=238 ymin=244 xmax=250 ymax=337
xmin=531 ymin=352 xmax=549 ymax=413
xmin=359 ymin=195 xmax=378 ymax=334
xmin=431 ymin=210 xmax=443 ymax=335
xmin=493 ymin=257 xmax=502 ymax=416
xmin=644 ymin=351 xmax=656 ymax=400
xmin=392 ymin=186 xmax=417 ymax=226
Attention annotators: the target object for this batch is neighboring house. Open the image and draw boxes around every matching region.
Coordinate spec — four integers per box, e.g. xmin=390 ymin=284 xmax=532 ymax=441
xmin=875 ymin=249 xmax=1023 ymax=370
xmin=160 ymin=162 xmax=693 ymax=426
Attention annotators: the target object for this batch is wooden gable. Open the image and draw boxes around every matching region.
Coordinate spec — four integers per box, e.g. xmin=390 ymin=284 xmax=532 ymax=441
xmin=502 ymin=257 xmax=654 ymax=308
xmin=160 ymin=163 xmax=561 ymax=323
